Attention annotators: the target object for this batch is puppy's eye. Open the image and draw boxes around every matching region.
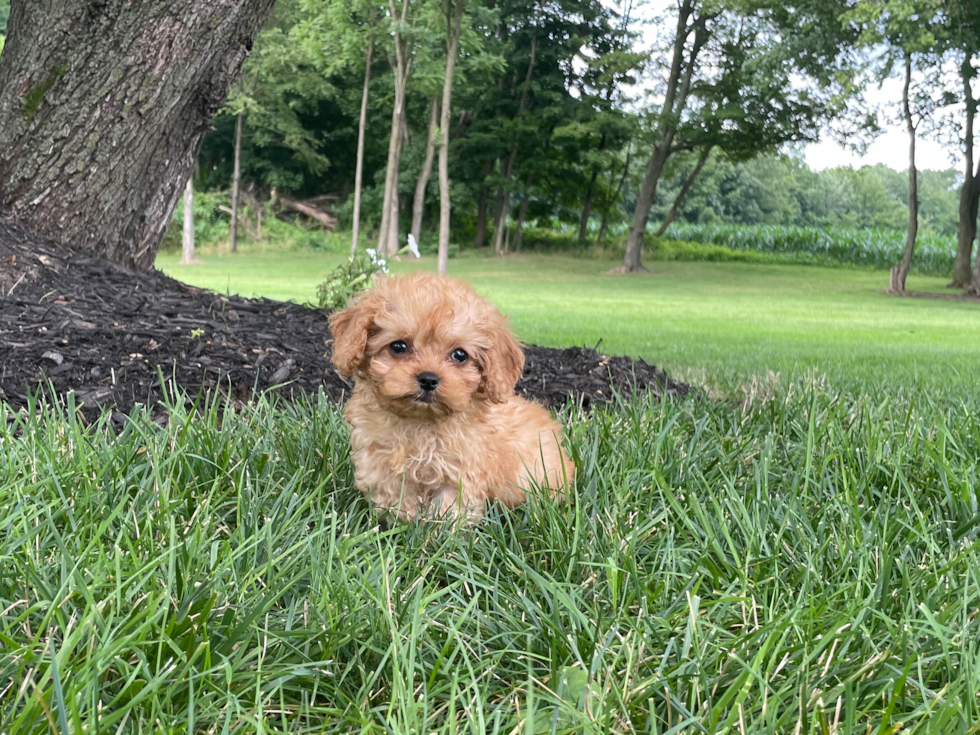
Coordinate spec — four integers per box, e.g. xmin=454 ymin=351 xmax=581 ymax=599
xmin=390 ymin=341 xmax=409 ymax=355
xmin=450 ymin=348 xmax=469 ymax=364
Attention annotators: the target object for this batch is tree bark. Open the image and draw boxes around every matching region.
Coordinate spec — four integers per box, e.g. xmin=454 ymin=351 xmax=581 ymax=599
xmin=578 ymin=168 xmax=598 ymax=244
xmin=412 ymin=95 xmax=439 ymax=250
xmin=954 ymin=59 xmax=980 ymax=288
xmin=493 ymin=33 xmax=536 ymax=256
xmin=616 ymin=0 xmax=705 ymax=274
xmin=474 ymin=159 xmax=493 ymax=247
xmin=180 ymin=175 xmax=197 ymax=265
xmin=513 ymin=173 xmax=533 ymax=252
xmin=578 ymin=133 xmax=607 ymax=244
xmin=598 ymin=141 xmax=631 ymax=246
xmin=230 ymin=112 xmax=244 ymax=253
xmin=437 ymin=0 xmax=466 ymax=276
xmin=378 ymin=1 xmax=414 ymax=257
xmin=351 ymin=33 xmax=374 ymax=257
xmin=0 ymin=0 xmax=276 ymax=274
xmin=889 ymin=53 xmax=918 ymax=295
xmin=654 ymin=145 xmax=711 ymax=237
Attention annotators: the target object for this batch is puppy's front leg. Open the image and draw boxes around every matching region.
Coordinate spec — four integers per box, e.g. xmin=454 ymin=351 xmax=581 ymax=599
xmin=428 ymin=485 xmax=485 ymax=524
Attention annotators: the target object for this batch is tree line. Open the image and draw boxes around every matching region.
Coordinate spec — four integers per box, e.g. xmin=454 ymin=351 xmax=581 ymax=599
xmin=0 ymin=0 xmax=978 ymax=293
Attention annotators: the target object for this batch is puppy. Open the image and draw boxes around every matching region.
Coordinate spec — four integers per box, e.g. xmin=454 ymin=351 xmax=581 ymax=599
xmin=328 ymin=272 xmax=574 ymax=522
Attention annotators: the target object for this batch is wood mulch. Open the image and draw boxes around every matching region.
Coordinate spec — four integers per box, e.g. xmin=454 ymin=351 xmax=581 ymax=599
xmin=1 ymin=220 xmax=691 ymax=426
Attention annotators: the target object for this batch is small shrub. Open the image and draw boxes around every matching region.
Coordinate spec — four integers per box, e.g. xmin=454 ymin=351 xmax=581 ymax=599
xmin=316 ymin=249 xmax=388 ymax=311
xmin=316 ymin=240 xmax=419 ymax=311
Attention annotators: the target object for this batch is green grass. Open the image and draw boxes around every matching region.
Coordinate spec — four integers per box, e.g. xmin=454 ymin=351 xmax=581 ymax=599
xmin=157 ymin=250 xmax=980 ymax=392
xmin=5 ymin=247 xmax=980 ymax=731
xmin=3 ymin=381 xmax=980 ymax=732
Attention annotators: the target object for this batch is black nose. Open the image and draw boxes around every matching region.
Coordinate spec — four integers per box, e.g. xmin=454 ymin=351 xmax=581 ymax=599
xmin=416 ymin=372 xmax=440 ymax=392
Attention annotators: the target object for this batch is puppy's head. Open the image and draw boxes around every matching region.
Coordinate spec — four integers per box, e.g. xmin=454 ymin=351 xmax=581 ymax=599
xmin=328 ymin=272 xmax=524 ymax=417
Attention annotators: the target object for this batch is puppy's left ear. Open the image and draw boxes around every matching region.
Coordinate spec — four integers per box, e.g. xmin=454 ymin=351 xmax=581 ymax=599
xmin=481 ymin=318 xmax=525 ymax=403
xmin=328 ymin=297 xmax=379 ymax=376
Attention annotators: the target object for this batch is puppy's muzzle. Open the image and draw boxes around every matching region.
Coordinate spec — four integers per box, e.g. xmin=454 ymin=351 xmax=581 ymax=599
xmin=416 ymin=371 xmax=440 ymax=399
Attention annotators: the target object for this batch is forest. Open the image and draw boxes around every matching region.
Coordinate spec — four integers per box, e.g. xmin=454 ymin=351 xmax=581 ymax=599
xmin=159 ymin=0 xmax=974 ymax=281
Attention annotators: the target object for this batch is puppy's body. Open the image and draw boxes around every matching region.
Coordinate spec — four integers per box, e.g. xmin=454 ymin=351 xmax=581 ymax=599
xmin=329 ymin=273 xmax=573 ymax=522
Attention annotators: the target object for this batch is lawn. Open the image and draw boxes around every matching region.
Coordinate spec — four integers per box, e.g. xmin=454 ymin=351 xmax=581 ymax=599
xmin=3 ymin=379 xmax=979 ymax=732
xmin=157 ymin=249 xmax=980 ymax=392
xmin=3 ymin=251 xmax=979 ymax=732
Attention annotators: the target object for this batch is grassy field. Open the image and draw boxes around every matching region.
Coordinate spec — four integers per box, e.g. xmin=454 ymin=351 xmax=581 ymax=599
xmin=157 ymin=249 xmax=980 ymax=392
xmin=3 ymin=249 xmax=980 ymax=732
xmin=3 ymin=380 xmax=979 ymax=732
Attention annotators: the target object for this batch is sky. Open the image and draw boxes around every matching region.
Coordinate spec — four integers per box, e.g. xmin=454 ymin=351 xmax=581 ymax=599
xmin=803 ymin=78 xmax=961 ymax=173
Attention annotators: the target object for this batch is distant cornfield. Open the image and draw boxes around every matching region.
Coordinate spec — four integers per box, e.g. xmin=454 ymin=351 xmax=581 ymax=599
xmin=662 ymin=224 xmax=957 ymax=276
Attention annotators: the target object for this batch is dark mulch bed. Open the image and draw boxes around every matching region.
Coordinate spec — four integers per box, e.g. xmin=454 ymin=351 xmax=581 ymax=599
xmin=1 ymin=221 xmax=690 ymax=424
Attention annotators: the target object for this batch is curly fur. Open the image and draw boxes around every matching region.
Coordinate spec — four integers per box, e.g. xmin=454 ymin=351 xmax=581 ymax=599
xmin=329 ymin=272 xmax=574 ymax=522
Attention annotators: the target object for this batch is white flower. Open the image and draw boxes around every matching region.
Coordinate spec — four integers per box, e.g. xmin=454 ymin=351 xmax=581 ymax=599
xmin=378 ymin=258 xmax=389 ymax=273
xmin=407 ymin=233 xmax=420 ymax=258
xmin=366 ymin=248 xmax=378 ymax=263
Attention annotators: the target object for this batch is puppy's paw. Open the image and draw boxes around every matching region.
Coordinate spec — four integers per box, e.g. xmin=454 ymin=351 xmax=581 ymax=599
xmin=428 ymin=486 xmax=484 ymax=525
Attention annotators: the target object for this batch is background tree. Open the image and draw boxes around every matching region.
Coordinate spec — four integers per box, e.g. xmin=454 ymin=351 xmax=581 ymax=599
xmin=0 ymin=0 xmax=276 ymax=273
xmin=437 ymin=0 xmax=467 ymax=274
xmin=850 ymin=0 xmax=948 ymax=294
xmin=181 ymin=177 xmax=197 ymax=266
xmin=944 ymin=0 xmax=980 ymax=290
xmin=615 ymin=0 xmax=863 ymax=273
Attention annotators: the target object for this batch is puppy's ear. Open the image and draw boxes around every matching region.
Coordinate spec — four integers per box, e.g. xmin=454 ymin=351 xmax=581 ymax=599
xmin=328 ymin=297 xmax=380 ymax=376
xmin=481 ymin=318 xmax=525 ymax=403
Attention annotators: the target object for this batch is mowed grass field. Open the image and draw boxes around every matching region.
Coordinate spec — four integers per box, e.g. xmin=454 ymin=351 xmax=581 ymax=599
xmin=156 ymin=249 xmax=980 ymax=392
xmin=4 ymin=249 xmax=980 ymax=732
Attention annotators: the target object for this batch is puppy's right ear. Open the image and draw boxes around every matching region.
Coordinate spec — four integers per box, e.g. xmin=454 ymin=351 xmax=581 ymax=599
xmin=328 ymin=298 xmax=378 ymax=376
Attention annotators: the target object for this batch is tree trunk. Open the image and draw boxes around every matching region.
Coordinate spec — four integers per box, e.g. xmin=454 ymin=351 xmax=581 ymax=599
xmin=655 ymin=145 xmax=711 ymax=237
xmin=614 ymin=0 xmax=704 ymax=274
xmin=493 ymin=33 xmax=536 ymax=256
xmin=953 ymin=59 xmax=979 ymax=288
xmin=514 ymin=173 xmax=533 ymax=253
xmin=180 ymin=176 xmax=197 ymax=265
xmin=493 ymin=157 xmax=517 ymax=255
xmin=616 ymin=143 xmax=670 ymax=273
xmin=230 ymin=112 xmax=244 ymax=253
xmin=889 ymin=53 xmax=918 ymax=295
xmin=351 ymin=33 xmax=374 ymax=257
xmin=0 ymin=0 xmax=276 ymax=274
xmin=412 ymin=95 xmax=439 ymax=249
xmin=474 ymin=159 xmax=493 ymax=247
xmin=598 ymin=141 xmax=631 ymax=246
xmin=578 ymin=168 xmax=598 ymax=244
xmin=378 ymin=2 xmax=414 ymax=257
xmin=437 ymin=0 xmax=466 ymax=276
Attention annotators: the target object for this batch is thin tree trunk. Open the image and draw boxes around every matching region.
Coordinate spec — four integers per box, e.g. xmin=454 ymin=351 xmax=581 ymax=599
xmin=578 ymin=168 xmax=598 ymax=244
xmin=615 ymin=0 xmax=705 ymax=274
xmin=378 ymin=1 xmax=414 ymax=256
xmin=514 ymin=173 xmax=533 ymax=252
xmin=493 ymin=158 xmax=517 ymax=255
xmin=412 ymin=95 xmax=439 ymax=249
xmin=437 ymin=0 xmax=466 ymax=275
xmin=180 ymin=176 xmax=196 ymax=265
xmin=0 ymin=0 xmax=276 ymax=275
xmin=889 ymin=53 xmax=918 ymax=295
xmin=598 ymin=141 xmax=632 ymax=246
xmin=578 ymin=133 xmax=607 ymax=244
xmin=494 ymin=33 xmax=536 ymax=256
xmin=474 ymin=159 xmax=493 ymax=247
xmin=230 ymin=112 xmax=244 ymax=253
xmin=351 ymin=33 xmax=374 ymax=257
xmin=655 ymin=145 xmax=711 ymax=237
xmin=954 ymin=58 xmax=980 ymax=288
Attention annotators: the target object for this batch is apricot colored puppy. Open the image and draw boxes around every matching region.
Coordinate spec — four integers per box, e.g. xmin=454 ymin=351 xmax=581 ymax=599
xmin=329 ymin=272 xmax=574 ymax=522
